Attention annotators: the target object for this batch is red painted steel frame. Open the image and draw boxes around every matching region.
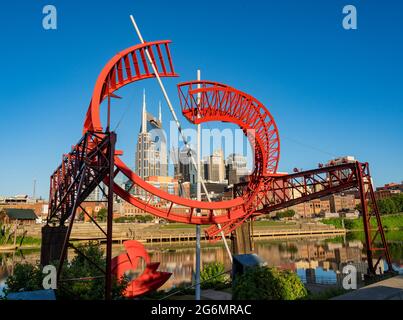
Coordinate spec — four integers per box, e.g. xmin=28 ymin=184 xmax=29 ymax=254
xmin=47 ymin=131 xmax=117 ymax=299
xmin=82 ymin=41 xmax=280 ymax=226
xmin=205 ymin=162 xmax=393 ymax=275
xmin=111 ymin=240 xmax=171 ymax=298
xmin=46 ymin=38 xmax=393 ymax=284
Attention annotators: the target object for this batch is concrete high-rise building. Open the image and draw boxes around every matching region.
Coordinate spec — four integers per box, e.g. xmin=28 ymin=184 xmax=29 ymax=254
xmin=135 ymin=90 xmax=168 ymax=179
xmin=173 ymin=147 xmax=227 ymax=198
xmin=208 ymin=149 xmax=225 ymax=182
xmin=225 ymin=153 xmax=249 ymax=185
xmin=173 ymin=147 xmax=198 ymax=198
xmin=175 ymin=147 xmax=197 ymax=184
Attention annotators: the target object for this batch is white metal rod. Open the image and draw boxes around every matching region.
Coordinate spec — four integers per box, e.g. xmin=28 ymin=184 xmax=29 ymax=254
xmin=195 ymin=69 xmax=201 ymax=301
xmin=129 ymin=15 xmax=232 ymax=262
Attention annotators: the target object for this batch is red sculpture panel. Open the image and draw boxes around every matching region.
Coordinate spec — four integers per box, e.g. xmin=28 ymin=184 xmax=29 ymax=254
xmin=111 ymin=240 xmax=171 ymax=298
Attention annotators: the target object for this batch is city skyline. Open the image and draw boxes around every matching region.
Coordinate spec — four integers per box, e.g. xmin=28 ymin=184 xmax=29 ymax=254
xmin=0 ymin=1 xmax=402 ymax=198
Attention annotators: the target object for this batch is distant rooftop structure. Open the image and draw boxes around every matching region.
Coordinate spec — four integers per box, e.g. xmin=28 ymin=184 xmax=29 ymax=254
xmin=376 ymin=182 xmax=403 ymax=193
xmin=326 ymin=156 xmax=356 ymax=166
xmin=3 ymin=208 xmax=37 ymax=220
xmin=0 ymin=194 xmax=29 ymax=204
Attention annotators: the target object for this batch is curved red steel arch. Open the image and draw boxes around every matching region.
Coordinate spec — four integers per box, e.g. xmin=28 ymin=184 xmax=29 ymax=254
xmin=83 ymin=40 xmax=280 ymax=225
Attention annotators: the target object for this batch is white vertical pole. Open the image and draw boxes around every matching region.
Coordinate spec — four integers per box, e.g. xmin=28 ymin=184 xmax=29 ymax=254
xmin=129 ymin=14 xmax=232 ymax=262
xmin=195 ymin=70 xmax=202 ymax=300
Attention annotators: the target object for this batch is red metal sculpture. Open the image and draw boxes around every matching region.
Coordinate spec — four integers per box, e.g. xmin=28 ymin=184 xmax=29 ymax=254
xmin=45 ymin=36 xmax=393 ymax=300
xmin=82 ymin=42 xmax=280 ymax=226
xmin=79 ymin=38 xmax=392 ymax=275
xmin=112 ymin=240 xmax=171 ymax=298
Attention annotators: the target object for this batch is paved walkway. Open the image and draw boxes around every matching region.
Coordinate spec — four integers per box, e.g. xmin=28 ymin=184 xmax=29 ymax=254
xmin=332 ymin=275 xmax=403 ymax=300
xmin=201 ymin=289 xmax=232 ymax=300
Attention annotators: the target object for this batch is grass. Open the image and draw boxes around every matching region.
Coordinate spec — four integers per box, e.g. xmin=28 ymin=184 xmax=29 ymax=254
xmin=18 ymin=236 xmax=41 ymax=246
xmin=160 ymin=223 xmax=210 ymax=230
xmin=254 ymin=220 xmax=294 ymax=227
xmin=159 ymin=220 xmax=292 ymax=230
xmin=322 ymin=213 xmax=403 ymax=231
xmin=348 ymin=229 xmax=403 ymax=244
xmin=1 ymin=234 xmax=41 ymax=247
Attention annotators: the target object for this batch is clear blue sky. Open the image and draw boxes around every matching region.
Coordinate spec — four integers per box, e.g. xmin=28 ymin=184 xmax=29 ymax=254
xmin=0 ymin=0 xmax=402 ymax=199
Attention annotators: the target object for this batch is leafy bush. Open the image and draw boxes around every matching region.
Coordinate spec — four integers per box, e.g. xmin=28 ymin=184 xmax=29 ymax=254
xmin=233 ymin=266 xmax=307 ymax=300
xmin=96 ymin=208 xmax=107 ymax=222
xmin=57 ymin=243 xmax=128 ymax=300
xmin=356 ymin=194 xmax=403 ymax=215
xmin=4 ymin=263 xmax=43 ymax=294
xmin=276 ymin=209 xmax=296 ymax=219
xmin=305 ymin=287 xmax=347 ymax=300
xmin=377 ymin=195 xmax=403 ymax=214
xmin=4 ymin=243 xmax=128 ymax=300
xmin=200 ymin=262 xmax=229 ymax=289
xmin=114 ymin=215 xmax=154 ymax=223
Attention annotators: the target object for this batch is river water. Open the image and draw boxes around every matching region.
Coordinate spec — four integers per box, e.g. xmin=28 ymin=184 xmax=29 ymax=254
xmin=1 ymin=231 xmax=402 ymax=297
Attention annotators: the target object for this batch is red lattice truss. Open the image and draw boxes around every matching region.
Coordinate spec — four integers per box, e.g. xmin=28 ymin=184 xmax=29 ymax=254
xmin=47 ymin=39 xmax=393 ymax=275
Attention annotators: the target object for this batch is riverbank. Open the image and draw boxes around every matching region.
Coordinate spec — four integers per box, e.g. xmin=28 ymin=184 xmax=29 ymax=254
xmin=0 ymin=236 xmax=41 ymax=251
xmin=322 ymin=213 xmax=403 ymax=231
xmin=2 ymin=231 xmax=402 ymax=299
xmin=6 ymin=220 xmax=345 ymax=248
xmin=6 ymin=213 xmax=403 ymax=249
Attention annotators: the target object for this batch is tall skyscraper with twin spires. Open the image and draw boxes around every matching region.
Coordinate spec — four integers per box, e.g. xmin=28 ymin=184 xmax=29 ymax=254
xmin=135 ymin=89 xmax=168 ymax=179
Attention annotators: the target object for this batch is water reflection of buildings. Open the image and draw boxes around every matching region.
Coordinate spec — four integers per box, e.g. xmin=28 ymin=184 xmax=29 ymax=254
xmin=255 ymin=240 xmax=386 ymax=287
xmin=150 ymin=247 xmax=230 ymax=290
xmin=147 ymin=239 xmax=387 ymax=291
xmin=0 ymin=238 xmax=394 ymax=295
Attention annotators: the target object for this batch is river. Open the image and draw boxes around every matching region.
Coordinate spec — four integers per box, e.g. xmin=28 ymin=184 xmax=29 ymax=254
xmin=1 ymin=231 xmax=402 ymax=297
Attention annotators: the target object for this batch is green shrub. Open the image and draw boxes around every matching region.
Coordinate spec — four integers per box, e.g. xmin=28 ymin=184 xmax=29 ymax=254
xmin=4 ymin=263 xmax=43 ymax=294
xmin=4 ymin=243 xmax=128 ymax=300
xmin=58 ymin=243 xmax=128 ymax=300
xmin=305 ymin=287 xmax=347 ymax=300
xmin=233 ymin=266 xmax=307 ymax=300
xmin=200 ymin=262 xmax=229 ymax=289
xmin=114 ymin=215 xmax=154 ymax=223
xmin=96 ymin=208 xmax=107 ymax=222
xmin=276 ymin=209 xmax=296 ymax=219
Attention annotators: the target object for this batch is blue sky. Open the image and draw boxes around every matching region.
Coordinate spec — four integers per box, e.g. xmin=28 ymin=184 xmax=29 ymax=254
xmin=0 ymin=0 xmax=402 ymax=199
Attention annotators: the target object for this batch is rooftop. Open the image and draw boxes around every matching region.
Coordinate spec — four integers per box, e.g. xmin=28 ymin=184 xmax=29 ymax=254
xmin=4 ymin=208 xmax=37 ymax=220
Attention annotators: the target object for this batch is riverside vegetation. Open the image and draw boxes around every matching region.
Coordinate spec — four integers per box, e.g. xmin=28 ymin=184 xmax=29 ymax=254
xmin=2 ymin=243 xmax=128 ymax=300
xmin=322 ymin=213 xmax=403 ymax=230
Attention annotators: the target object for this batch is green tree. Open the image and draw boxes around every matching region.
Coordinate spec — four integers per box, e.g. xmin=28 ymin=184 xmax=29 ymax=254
xmin=378 ymin=198 xmax=398 ymax=214
xmin=96 ymin=208 xmax=108 ymax=222
xmin=77 ymin=211 xmax=85 ymax=221
xmin=233 ymin=266 xmax=307 ymax=300
xmin=5 ymin=243 xmax=128 ymax=300
xmin=4 ymin=263 xmax=43 ymax=294
xmin=200 ymin=262 xmax=229 ymax=289
xmin=276 ymin=209 xmax=296 ymax=219
xmin=136 ymin=215 xmax=154 ymax=223
xmin=393 ymin=194 xmax=403 ymax=212
xmin=58 ymin=243 xmax=128 ymax=300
